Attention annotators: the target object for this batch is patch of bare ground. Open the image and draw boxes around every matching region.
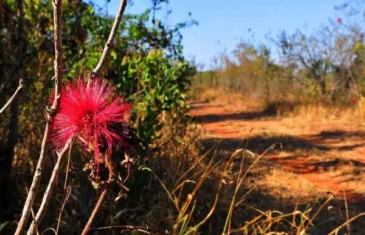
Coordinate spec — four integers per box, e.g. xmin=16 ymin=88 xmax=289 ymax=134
xmin=190 ymin=92 xmax=365 ymax=233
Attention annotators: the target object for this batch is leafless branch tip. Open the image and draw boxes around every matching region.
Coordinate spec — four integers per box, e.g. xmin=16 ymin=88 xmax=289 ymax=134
xmin=0 ymin=79 xmax=24 ymax=114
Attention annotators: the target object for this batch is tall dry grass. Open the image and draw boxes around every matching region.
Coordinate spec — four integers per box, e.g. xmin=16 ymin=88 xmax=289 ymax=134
xmin=3 ymin=112 xmax=362 ymax=234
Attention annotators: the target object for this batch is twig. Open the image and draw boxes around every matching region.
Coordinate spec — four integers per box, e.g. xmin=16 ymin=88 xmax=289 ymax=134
xmin=81 ymin=155 xmax=116 ymax=235
xmin=81 ymin=152 xmax=133 ymax=234
xmin=0 ymin=79 xmax=23 ymax=114
xmin=81 ymin=188 xmax=109 ymax=235
xmin=92 ymin=0 xmax=127 ymax=76
xmin=15 ymin=0 xmax=63 ymax=233
xmin=89 ymin=225 xmax=159 ymax=234
xmin=81 ymin=2 xmax=130 ymax=227
xmin=49 ymin=0 xmax=63 ymax=114
xmin=15 ymin=123 xmax=51 ymax=235
xmin=56 ymin=186 xmax=71 ymax=233
xmin=56 ymin=144 xmax=73 ymax=234
xmin=328 ymin=212 xmax=365 ymax=235
xmin=25 ymin=187 xmax=39 ymax=235
xmin=343 ymin=190 xmax=350 ymax=235
xmin=27 ymin=139 xmax=72 ymax=235
xmin=40 ymin=228 xmax=57 ymax=235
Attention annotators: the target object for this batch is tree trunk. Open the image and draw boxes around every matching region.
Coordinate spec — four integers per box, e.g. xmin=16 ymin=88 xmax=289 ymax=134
xmin=319 ymin=78 xmax=326 ymax=94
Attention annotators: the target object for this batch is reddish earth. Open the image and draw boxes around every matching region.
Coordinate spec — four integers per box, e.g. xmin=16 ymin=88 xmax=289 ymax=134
xmin=190 ymin=100 xmax=365 ymax=203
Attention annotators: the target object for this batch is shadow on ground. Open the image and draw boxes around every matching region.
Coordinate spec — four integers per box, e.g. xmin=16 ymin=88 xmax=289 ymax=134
xmin=192 ymin=110 xmax=277 ymax=123
xmin=200 ymin=135 xmax=365 ymax=177
xmin=191 ymin=101 xmax=365 ymax=234
xmin=197 ymin=136 xmax=365 ymax=234
xmin=200 ymin=129 xmax=365 ymax=155
xmin=197 ymin=136 xmax=365 ymax=235
xmin=199 ymin=185 xmax=365 ymax=234
xmin=191 ymin=100 xmax=299 ymax=123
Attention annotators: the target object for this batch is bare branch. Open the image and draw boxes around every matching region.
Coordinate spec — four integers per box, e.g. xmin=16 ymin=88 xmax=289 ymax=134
xmin=15 ymin=0 xmax=64 ymax=234
xmin=18 ymin=0 xmax=126 ymax=233
xmin=49 ymin=0 xmax=63 ymax=114
xmin=15 ymin=123 xmax=50 ymax=235
xmin=89 ymin=225 xmax=159 ymax=234
xmin=81 ymin=153 xmax=131 ymax=235
xmin=92 ymin=0 xmax=127 ymax=77
xmin=56 ymin=144 xmax=73 ymax=234
xmin=27 ymin=139 xmax=72 ymax=235
xmin=81 ymin=188 xmax=109 ymax=235
xmin=81 ymin=154 xmax=115 ymax=235
xmin=0 ymin=79 xmax=23 ymax=114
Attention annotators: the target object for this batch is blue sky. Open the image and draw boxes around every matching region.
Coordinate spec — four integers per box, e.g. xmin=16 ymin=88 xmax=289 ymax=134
xmin=96 ymin=0 xmax=347 ymax=69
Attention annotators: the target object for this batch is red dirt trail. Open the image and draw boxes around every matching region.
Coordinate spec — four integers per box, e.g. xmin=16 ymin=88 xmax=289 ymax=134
xmin=190 ymin=100 xmax=365 ymax=204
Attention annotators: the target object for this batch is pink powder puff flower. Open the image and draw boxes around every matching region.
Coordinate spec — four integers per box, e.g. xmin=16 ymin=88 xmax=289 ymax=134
xmin=49 ymin=78 xmax=132 ymax=162
xmin=337 ymin=17 xmax=342 ymax=24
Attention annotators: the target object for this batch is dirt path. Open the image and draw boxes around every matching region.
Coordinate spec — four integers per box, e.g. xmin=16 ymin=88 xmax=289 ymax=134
xmin=190 ymin=100 xmax=365 ymax=204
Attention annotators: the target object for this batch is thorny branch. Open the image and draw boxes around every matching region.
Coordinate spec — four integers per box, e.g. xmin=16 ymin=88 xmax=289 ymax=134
xmin=92 ymin=0 xmax=127 ymax=77
xmin=0 ymin=79 xmax=23 ymax=114
xmin=15 ymin=0 xmax=64 ymax=234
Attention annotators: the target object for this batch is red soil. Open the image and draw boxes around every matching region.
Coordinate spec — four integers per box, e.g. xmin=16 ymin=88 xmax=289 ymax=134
xmin=191 ymin=100 xmax=365 ymax=203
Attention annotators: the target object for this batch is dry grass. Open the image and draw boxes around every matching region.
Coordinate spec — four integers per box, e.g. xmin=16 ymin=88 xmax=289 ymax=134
xmin=33 ymin=118 xmax=365 ymax=234
xmin=189 ymin=87 xmax=264 ymax=111
xmin=184 ymin=87 xmax=365 ymax=234
xmin=5 ymin=87 xmax=365 ymax=234
xmin=252 ymin=168 xmax=326 ymax=201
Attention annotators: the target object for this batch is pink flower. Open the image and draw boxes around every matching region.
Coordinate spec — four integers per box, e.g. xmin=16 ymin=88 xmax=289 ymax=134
xmin=50 ymin=78 xmax=132 ymax=162
xmin=337 ymin=17 xmax=342 ymax=24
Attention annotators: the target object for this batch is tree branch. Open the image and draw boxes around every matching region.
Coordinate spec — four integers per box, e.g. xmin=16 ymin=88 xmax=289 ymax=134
xmin=81 ymin=152 xmax=132 ymax=235
xmin=27 ymin=139 xmax=72 ymax=235
xmin=92 ymin=0 xmax=127 ymax=77
xmin=49 ymin=0 xmax=63 ymax=115
xmin=89 ymin=225 xmax=160 ymax=234
xmin=81 ymin=188 xmax=109 ymax=235
xmin=0 ymin=79 xmax=23 ymax=114
xmin=81 ymin=154 xmax=115 ymax=235
xmin=81 ymin=3 xmax=130 ymax=230
xmin=15 ymin=0 xmax=63 ymax=234
xmin=15 ymin=123 xmax=50 ymax=235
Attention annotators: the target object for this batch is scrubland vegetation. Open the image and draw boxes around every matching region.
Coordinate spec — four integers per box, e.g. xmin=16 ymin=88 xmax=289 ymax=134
xmin=1 ymin=0 xmax=365 ymax=234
